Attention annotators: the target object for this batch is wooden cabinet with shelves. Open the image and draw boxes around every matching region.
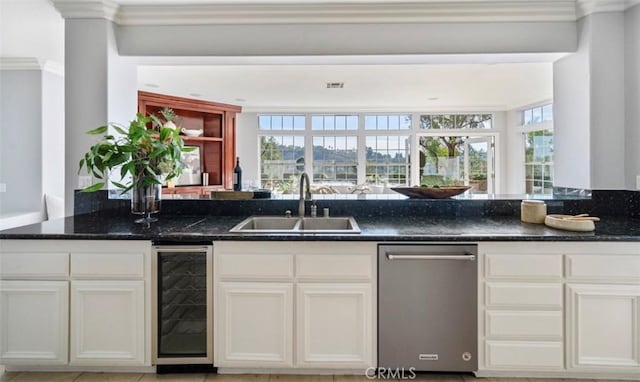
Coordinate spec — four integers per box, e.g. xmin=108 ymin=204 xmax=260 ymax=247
xmin=137 ymin=91 xmax=241 ymax=194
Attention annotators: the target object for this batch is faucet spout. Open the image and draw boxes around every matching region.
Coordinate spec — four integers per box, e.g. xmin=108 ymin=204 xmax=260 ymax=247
xmin=298 ymin=172 xmax=312 ymax=217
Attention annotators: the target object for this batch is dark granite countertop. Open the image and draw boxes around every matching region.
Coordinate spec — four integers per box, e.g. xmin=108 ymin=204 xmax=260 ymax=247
xmin=1 ymin=213 xmax=639 ymax=242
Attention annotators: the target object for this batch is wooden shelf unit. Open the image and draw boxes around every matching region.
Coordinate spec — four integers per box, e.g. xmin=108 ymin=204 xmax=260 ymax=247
xmin=137 ymin=91 xmax=241 ymax=194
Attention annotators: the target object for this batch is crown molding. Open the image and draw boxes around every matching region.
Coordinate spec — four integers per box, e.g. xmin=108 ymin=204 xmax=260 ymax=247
xmin=576 ymin=0 xmax=640 ymax=18
xmin=0 ymin=57 xmax=65 ymax=76
xmin=51 ymin=0 xmax=118 ymax=21
xmin=115 ymin=1 xmax=577 ymax=25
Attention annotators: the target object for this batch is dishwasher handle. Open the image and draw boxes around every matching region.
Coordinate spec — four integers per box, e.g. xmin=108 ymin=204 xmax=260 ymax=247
xmin=386 ymin=253 xmax=476 ymax=261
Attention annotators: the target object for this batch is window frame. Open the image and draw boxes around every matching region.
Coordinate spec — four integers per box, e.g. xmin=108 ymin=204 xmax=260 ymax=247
xmin=257 ymin=112 xmax=498 ymax=189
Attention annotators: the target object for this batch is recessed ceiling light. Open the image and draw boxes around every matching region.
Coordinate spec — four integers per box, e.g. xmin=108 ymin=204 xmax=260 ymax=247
xmin=326 ymin=82 xmax=344 ymax=89
xmin=235 ymin=98 xmax=246 ymax=102
xmin=189 ymin=93 xmax=202 ymax=97
xmin=144 ymin=83 xmax=160 ymax=88
xmin=428 ymin=97 xmax=439 ymax=101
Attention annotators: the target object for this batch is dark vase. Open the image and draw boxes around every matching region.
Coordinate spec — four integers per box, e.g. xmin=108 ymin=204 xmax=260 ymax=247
xmin=131 ymin=182 xmax=161 ymax=223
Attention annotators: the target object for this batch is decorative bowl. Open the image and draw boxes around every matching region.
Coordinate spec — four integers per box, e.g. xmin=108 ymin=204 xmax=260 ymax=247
xmin=390 ymin=186 xmax=471 ymax=199
xmin=181 ymin=128 xmax=203 ymax=137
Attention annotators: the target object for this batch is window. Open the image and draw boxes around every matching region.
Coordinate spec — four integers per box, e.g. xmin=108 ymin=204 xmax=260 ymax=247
xmin=365 ymin=114 xmax=411 ymax=130
xmin=258 ymin=113 xmax=496 ymax=194
xmin=524 ymin=130 xmax=553 ymax=194
xmin=259 ymin=114 xmax=305 ymax=131
xmin=260 ymin=135 xmax=305 ymax=191
xmin=420 ymin=114 xmax=492 ymax=130
xmin=365 ymin=135 xmax=410 ymax=185
xmin=522 ymin=104 xmax=553 ymax=126
xmin=311 ymin=115 xmax=358 ymax=130
xmin=312 ymin=136 xmax=358 ymax=184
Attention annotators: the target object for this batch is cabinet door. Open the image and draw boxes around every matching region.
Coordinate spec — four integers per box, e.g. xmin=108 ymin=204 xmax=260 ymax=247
xmin=296 ymin=283 xmax=373 ymax=369
xmin=0 ymin=281 xmax=68 ymax=365
xmin=216 ymin=282 xmax=293 ymax=367
xmin=70 ymin=280 xmax=145 ymax=366
xmin=567 ymin=284 xmax=640 ymax=370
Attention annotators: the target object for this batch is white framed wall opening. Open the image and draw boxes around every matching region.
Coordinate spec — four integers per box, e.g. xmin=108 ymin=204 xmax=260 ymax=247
xmin=256 ymin=112 xmax=502 ymax=195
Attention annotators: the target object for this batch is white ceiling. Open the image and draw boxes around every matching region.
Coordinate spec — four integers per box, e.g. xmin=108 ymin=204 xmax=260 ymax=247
xmin=138 ymin=62 xmax=553 ymax=112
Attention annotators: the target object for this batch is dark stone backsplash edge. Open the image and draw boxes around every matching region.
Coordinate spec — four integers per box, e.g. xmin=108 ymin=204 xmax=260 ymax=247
xmin=75 ymin=190 xmax=640 ymax=219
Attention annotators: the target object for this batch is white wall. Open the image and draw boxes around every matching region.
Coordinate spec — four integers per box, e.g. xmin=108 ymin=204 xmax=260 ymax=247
xmin=553 ymin=17 xmax=591 ymax=190
xmin=504 ymin=108 xmax=525 ymax=194
xmin=65 ymin=19 xmax=137 ymax=214
xmin=117 ymin=21 xmax=576 ymax=56
xmin=0 ymin=70 xmax=43 ymax=213
xmin=589 ymin=12 xmax=625 ymax=189
xmin=0 ymin=0 xmax=64 ymax=64
xmin=626 ymin=4 xmax=640 ymax=190
xmin=554 ymin=12 xmax=628 ymax=190
xmin=41 ymin=70 xmax=65 ymax=201
xmin=235 ymin=112 xmax=261 ymax=186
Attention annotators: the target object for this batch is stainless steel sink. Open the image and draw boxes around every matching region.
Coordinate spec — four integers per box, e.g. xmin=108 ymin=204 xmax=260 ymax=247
xmin=229 ymin=216 xmax=360 ymax=234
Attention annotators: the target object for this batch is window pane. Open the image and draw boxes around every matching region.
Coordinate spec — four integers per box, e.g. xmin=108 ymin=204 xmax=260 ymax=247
xmin=523 ymin=129 xmax=554 ymax=194
xmin=282 ymin=115 xmax=293 ymax=130
xmin=532 ymin=107 xmax=542 ymax=124
xmin=389 ymin=115 xmax=399 ymax=130
xmin=312 ymin=115 xmax=323 ymax=130
xmin=259 ymin=115 xmax=271 ymax=130
xmin=420 ymin=114 xmax=491 ymax=129
xmin=377 ymin=115 xmax=388 ymax=130
xmin=335 ymin=115 xmax=346 ymax=130
xmin=524 ymin=109 xmax=533 ymax=125
xmin=260 ymin=135 xmax=305 ymax=192
xmin=365 ymin=135 xmax=410 ymax=185
xmin=542 ymin=104 xmax=553 ymax=122
xmin=312 ymin=135 xmax=358 ymax=184
xmin=364 ymin=115 xmax=377 ymax=130
xmin=346 ymin=116 xmax=358 ymax=130
xmin=293 ymin=116 xmax=305 ymax=130
xmin=272 ymin=115 xmax=283 ymax=130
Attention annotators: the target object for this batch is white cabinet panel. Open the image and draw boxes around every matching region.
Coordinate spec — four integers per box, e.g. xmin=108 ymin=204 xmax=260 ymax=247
xmin=296 ymin=283 xmax=373 ymax=368
xmin=485 ymin=341 xmax=564 ymax=370
xmin=566 ymin=255 xmax=640 ymax=282
xmin=70 ymin=280 xmax=145 ymax=366
xmin=217 ymin=282 xmax=293 ymax=367
xmin=217 ymin=254 xmax=293 ymax=281
xmin=485 ymin=311 xmax=563 ymax=340
xmin=485 ymin=282 xmax=562 ymax=309
xmin=71 ymin=252 xmax=144 ymax=279
xmin=0 ymin=281 xmax=68 ymax=365
xmin=0 ymin=253 xmax=68 ymax=280
xmin=485 ymin=254 xmax=562 ymax=280
xmin=296 ymin=254 xmax=373 ymax=281
xmin=567 ymin=283 xmax=640 ymax=370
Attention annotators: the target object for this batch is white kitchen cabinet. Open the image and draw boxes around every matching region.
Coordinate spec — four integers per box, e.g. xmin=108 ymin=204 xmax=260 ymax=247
xmin=567 ymin=283 xmax=640 ymax=371
xmin=296 ymin=283 xmax=372 ymax=368
xmin=0 ymin=240 xmax=151 ymax=369
xmin=214 ymin=241 xmax=376 ymax=371
xmin=0 ymin=281 xmax=68 ymax=365
xmin=216 ymin=282 xmax=293 ymax=368
xmin=70 ymin=280 xmax=145 ymax=366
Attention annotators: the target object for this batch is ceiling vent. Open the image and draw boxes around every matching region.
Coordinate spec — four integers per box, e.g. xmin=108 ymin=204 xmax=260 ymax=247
xmin=326 ymin=82 xmax=344 ymax=89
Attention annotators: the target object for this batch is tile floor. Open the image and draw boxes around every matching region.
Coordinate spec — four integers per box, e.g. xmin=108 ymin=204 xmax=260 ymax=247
xmin=0 ymin=372 xmax=613 ymax=382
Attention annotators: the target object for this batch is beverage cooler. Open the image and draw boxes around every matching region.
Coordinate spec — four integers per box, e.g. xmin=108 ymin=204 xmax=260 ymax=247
xmin=152 ymin=245 xmax=213 ymax=368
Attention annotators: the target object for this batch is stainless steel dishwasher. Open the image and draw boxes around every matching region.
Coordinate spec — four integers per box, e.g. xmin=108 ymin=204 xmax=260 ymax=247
xmin=378 ymin=244 xmax=478 ymax=372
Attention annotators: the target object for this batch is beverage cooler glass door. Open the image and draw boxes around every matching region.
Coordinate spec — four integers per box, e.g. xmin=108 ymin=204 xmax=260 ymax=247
xmin=152 ymin=245 xmax=213 ymax=365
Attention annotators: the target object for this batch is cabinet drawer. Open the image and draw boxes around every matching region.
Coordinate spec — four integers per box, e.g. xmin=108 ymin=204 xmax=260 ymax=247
xmin=70 ymin=253 xmax=144 ymax=279
xmin=296 ymin=254 xmax=373 ymax=281
xmin=485 ymin=341 xmax=563 ymax=370
xmin=485 ymin=254 xmax=562 ymax=280
xmin=485 ymin=311 xmax=563 ymax=340
xmin=218 ymin=254 xmax=293 ymax=280
xmin=0 ymin=252 xmax=69 ymax=279
xmin=485 ymin=282 xmax=562 ymax=309
xmin=566 ymin=254 xmax=640 ymax=281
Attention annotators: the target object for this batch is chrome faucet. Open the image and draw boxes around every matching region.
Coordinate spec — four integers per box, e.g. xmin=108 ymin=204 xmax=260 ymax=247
xmin=298 ymin=172 xmax=313 ymax=217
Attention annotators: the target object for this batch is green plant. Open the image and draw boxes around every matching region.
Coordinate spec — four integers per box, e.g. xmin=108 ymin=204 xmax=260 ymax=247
xmin=78 ymin=108 xmax=192 ymax=193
